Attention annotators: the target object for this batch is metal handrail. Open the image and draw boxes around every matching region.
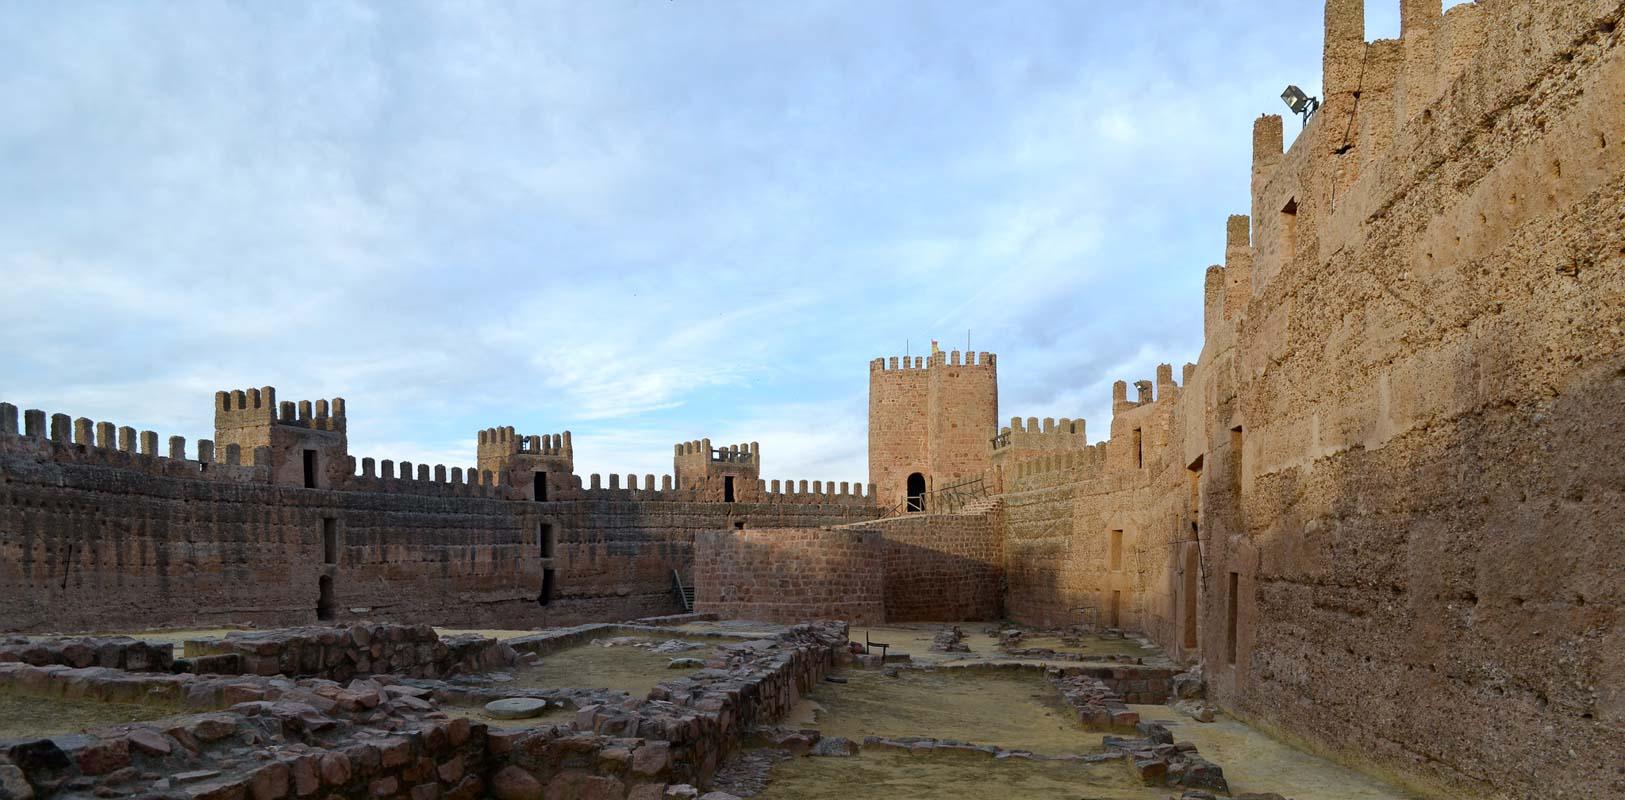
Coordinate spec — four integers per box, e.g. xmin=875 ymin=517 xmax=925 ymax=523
xmin=879 ymin=476 xmax=989 ymax=518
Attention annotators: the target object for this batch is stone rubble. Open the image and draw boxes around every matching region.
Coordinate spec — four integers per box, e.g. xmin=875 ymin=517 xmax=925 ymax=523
xmin=928 ymin=626 xmax=970 ymax=653
xmin=1106 ymin=721 xmax=1229 ymax=794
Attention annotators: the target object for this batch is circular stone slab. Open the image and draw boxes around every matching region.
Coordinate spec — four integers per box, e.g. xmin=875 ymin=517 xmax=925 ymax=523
xmin=484 ymin=697 xmax=549 ymax=720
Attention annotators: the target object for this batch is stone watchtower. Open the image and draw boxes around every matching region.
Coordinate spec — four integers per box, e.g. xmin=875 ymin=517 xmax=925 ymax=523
xmin=214 ymin=386 xmax=348 ymax=489
xmin=674 ymin=439 xmax=760 ymax=502
xmin=476 ymin=427 xmax=574 ymax=500
xmin=868 ymin=344 xmax=997 ymax=511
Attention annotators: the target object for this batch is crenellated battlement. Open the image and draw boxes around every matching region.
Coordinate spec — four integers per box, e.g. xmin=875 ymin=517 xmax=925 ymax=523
xmin=346 ymin=455 xmax=505 ymax=499
xmin=992 ymin=416 xmax=1088 ymax=450
xmin=870 ymin=350 xmax=995 ymax=372
xmin=1006 ymin=446 xmax=1108 ymax=493
xmin=214 ymin=387 xmax=346 ymax=433
xmin=478 ymin=426 xmax=572 ymax=457
xmin=0 ymin=400 xmax=268 ymax=482
xmin=1110 ymin=363 xmax=1187 ymax=417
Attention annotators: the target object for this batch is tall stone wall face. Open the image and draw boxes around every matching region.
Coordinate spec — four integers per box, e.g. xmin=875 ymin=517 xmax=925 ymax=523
xmin=695 ymin=507 xmax=1004 ymax=624
xmin=998 ymin=387 xmax=1192 ymax=643
xmin=0 ymin=441 xmax=540 ymax=633
xmin=840 ymin=507 xmax=1005 ymax=622
xmin=868 ymin=351 xmax=997 ymax=510
xmin=533 ymin=499 xmax=879 ymax=627
xmin=925 ymin=354 xmax=998 ymax=493
xmin=693 ymin=528 xmax=886 ymax=623
xmin=0 ymin=434 xmax=878 ymax=634
xmin=1201 ymin=3 xmax=1625 ymax=797
xmin=867 ymin=361 xmax=930 ymax=510
xmin=991 ymin=2 xmax=1625 ymax=797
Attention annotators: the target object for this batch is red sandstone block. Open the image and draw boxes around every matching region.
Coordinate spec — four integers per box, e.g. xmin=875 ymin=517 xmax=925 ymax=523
xmin=76 ymin=738 xmax=130 ymax=776
xmin=370 ymin=776 xmax=400 ymax=797
xmin=320 ymin=752 xmax=353 ymax=786
xmin=291 ymin=755 xmax=321 ymax=796
xmin=446 ymin=718 xmax=472 ymax=747
xmin=248 ymin=762 xmax=290 ymax=800
xmin=378 ymin=738 xmax=413 ymax=769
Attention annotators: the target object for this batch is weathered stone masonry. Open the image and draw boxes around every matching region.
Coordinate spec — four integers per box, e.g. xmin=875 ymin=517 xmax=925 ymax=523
xmin=0 ymin=400 xmax=879 ymax=634
xmin=975 ymin=2 xmax=1625 ymax=798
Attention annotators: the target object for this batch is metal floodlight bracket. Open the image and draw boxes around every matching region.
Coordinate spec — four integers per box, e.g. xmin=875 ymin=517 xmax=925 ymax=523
xmin=1281 ymin=84 xmax=1321 ymax=128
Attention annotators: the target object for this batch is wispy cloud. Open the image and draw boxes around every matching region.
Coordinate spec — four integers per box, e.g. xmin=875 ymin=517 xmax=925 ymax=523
xmin=0 ymin=1 xmax=1336 ymax=481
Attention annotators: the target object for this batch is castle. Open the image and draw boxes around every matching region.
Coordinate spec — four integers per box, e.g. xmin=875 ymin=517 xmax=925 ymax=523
xmin=1 ymin=1 xmax=1621 ymax=797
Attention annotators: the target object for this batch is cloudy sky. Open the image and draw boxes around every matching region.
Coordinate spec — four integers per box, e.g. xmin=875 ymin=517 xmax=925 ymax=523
xmin=0 ymin=1 xmax=1436 ymax=483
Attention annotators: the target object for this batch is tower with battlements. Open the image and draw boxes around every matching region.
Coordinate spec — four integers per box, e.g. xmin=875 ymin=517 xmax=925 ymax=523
xmin=868 ymin=344 xmax=997 ymax=511
xmin=214 ymin=386 xmax=348 ymax=489
xmin=476 ymin=426 xmax=574 ymax=500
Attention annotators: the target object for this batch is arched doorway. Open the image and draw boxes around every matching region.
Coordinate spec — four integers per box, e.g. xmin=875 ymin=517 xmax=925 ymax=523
xmin=906 ymin=472 xmax=926 ymax=512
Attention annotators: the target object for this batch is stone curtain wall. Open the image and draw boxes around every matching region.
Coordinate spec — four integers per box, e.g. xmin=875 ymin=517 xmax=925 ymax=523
xmin=839 ymin=507 xmax=1005 ymax=622
xmin=534 ymin=498 xmax=879 ymax=628
xmin=0 ymin=431 xmax=878 ymax=634
xmin=693 ymin=528 xmax=886 ymax=624
xmin=1200 ymin=2 xmax=1625 ymax=797
xmin=697 ymin=507 xmax=1004 ymax=624
xmin=0 ymin=440 xmax=538 ymax=633
xmin=985 ymin=2 xmax=1625 ymax=796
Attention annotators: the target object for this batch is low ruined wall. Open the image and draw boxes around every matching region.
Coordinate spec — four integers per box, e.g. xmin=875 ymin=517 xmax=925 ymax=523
xmin=568 ymin=622 xmax=846 ymax=787
xmin=0 ymin=670 xmax=491 ymax=800
xmin=693 ymin=529 xmax=884 ymax=624
xmin=839 ymin=508 xmax=1005 ymax=622
xmin=180 ymin=624 xmax=516 ymax=680
xmin=0 ymin=636 xmax=174 ymax=673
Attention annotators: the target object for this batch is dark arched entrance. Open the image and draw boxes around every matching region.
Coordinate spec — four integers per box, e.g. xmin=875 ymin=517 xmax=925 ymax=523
xmin=906 ymin=472 xmax=926 ymax=512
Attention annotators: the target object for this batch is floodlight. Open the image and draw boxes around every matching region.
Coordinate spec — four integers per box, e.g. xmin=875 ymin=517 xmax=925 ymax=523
xmin=1281 ymin=85 xmax=1312 ymax=114
xmin=1280 ymin=85 xmax=1321 ymax=128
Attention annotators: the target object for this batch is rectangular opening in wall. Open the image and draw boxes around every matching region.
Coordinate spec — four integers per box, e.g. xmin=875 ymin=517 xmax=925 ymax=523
xmin=1109 ymin=530 xmax=1124 ymax=571
xmin=302 ymin=449 xmax=318 ymax=489
xmin=322 ymin=518 xmax=337 ymax=565
xmin=734 ymin=521 xmax=745 ymax=530
xmin=533 ymin=471 xmax=548 ymax=502
xmin=1230 ymin=426 xmax=1244 ymax=493
xmin=539 ymin=522 xmax=554 ymax=559
xmin=1226 ymin=571 xmax=1239 ymax=664
xmin=1183 ymin=545 xmax=1199 ymax=650
xmin=1133 ymin=428 xmax=1144 ymax=469
xmin=724 ymin=475 xmax=735 ymax=503
xmin=538 ymin=568 xmax=556 ymax=606
xmin=317 ymin=575 xmax=335 ymax=621
xmin=1281 ymin=197 xmax=1298 ymax=264
xmin=1109 ymin=590 xmax=1122 ymax=628
xmin=1187 ymin=455 xmax=1203 ymax=515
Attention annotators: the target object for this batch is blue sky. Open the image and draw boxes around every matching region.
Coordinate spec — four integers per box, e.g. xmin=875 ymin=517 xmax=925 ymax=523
xmin=0 ymin=1 xmax=1434 ymax=483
